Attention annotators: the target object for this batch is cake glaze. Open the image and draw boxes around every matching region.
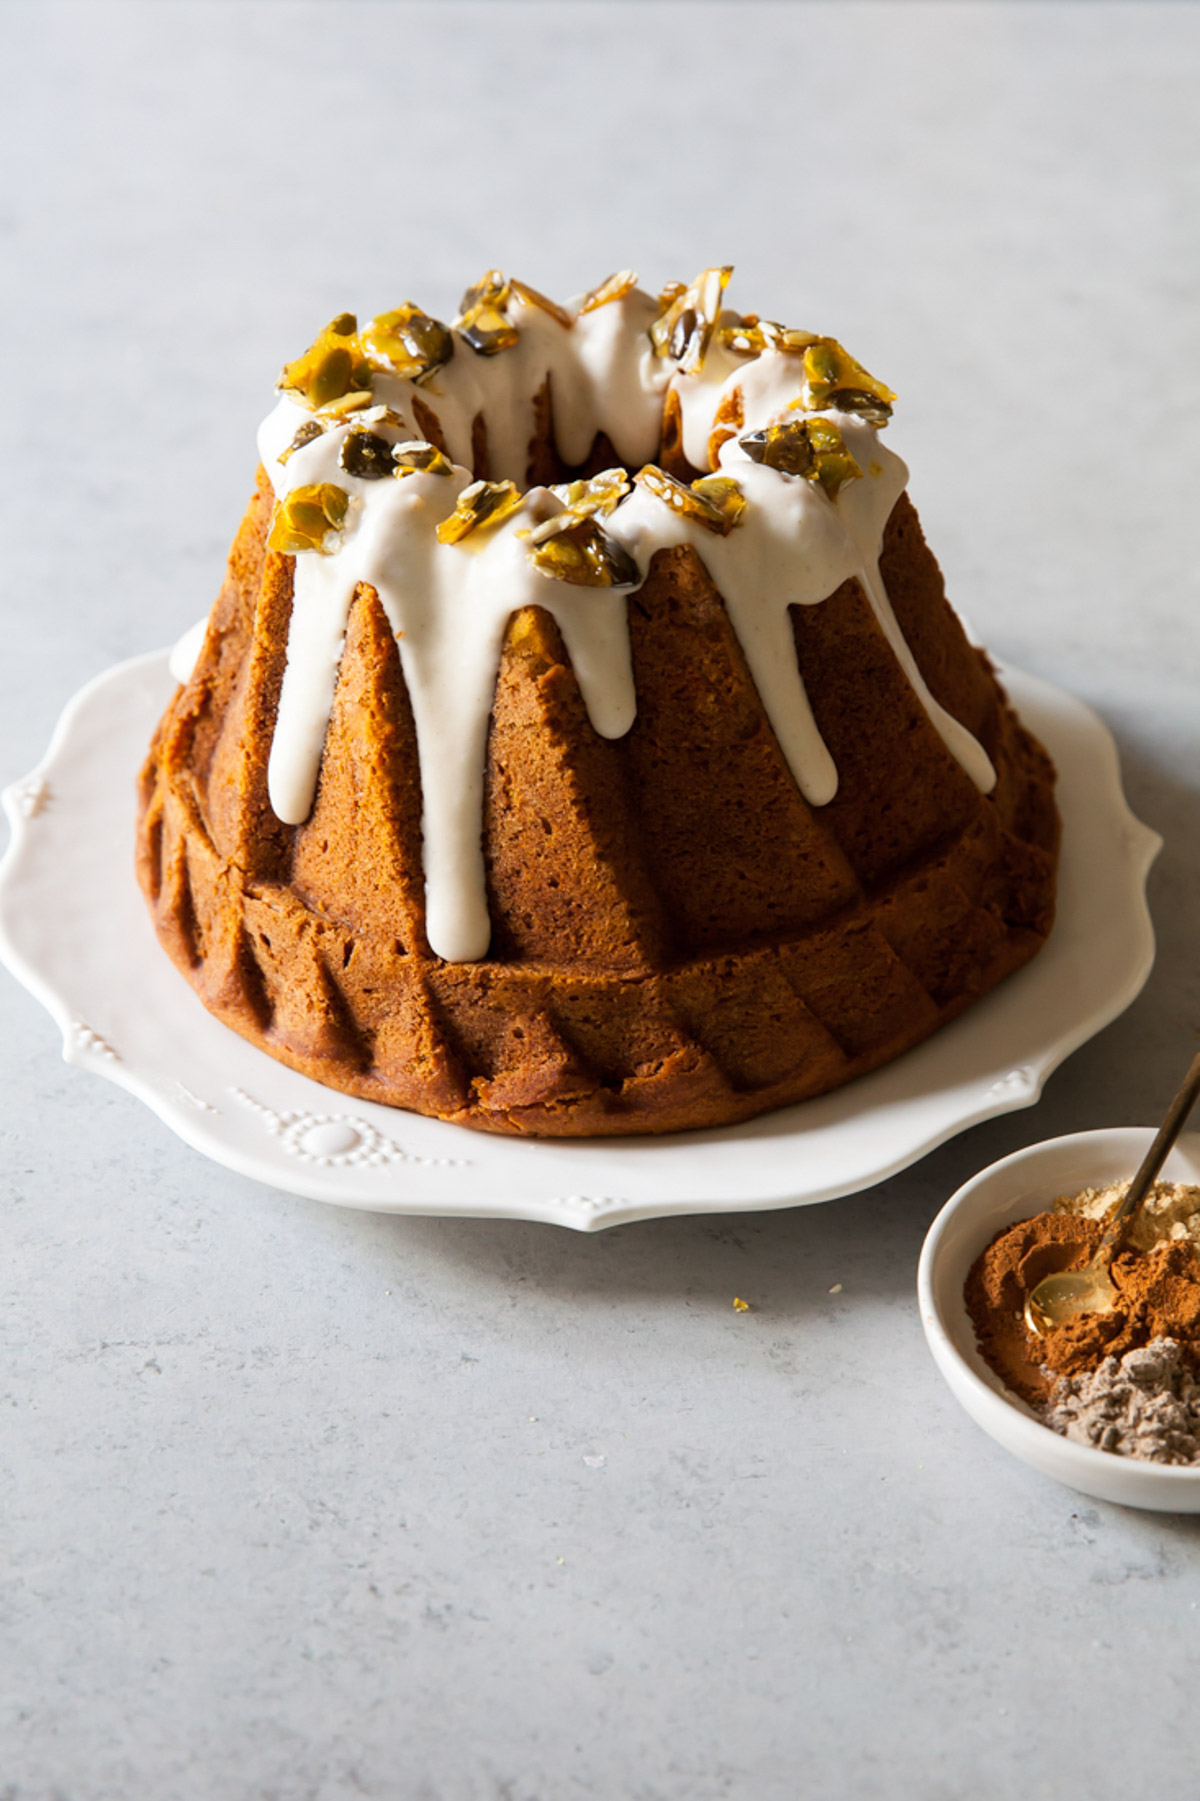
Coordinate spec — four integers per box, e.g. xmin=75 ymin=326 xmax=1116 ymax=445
xmin=140 ymin=269 xmax=1059 ymax=1137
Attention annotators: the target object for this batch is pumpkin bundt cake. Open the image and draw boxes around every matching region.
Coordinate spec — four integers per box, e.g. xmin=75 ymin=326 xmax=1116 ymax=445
xmin=137 ymin=268 xmax=1059 ymax=1137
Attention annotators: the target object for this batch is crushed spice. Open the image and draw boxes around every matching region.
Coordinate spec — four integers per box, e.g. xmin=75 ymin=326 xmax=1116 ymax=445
xmin=965 ymin=1209 xmax=1200 ymax=1408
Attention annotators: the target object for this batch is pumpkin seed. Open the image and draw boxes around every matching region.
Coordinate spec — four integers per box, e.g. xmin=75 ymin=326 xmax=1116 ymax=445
xmin=268 ymin=483 xmax=350 ymax=555
xmin=339 ymin=430 xmax=395 ymax=481
xmin=362 ymin=303 xmax=455 ymax=385
xmin=527 ymin=467 xmax=631 ymax=544
xmin=436 ymin=479 xmax=524 ymax=543
xmin=392 ymin=439 xmax=453 ymax=478
xmin=455 ymin=271 xmax=519 ymax=356
xmin=277 ymin=420 xmax=325 ymax=466
xmin=528 ymin=517 xmax=640 ymax=587
xmin=279 ymin=317 xmax=373 ymax=410
xmin=738 ymin=417 xmax=862 ymax=499
xmin=634 ymin=463 xmax=746 ymax=535
xmin=649 ymin=266 xmax=732 ymax=374
xmin=578 ymin=270 xmax=638 ymax=314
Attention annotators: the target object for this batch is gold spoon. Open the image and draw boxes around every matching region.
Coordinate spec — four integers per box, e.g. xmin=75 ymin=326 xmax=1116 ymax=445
xmin=1024 ymin=1047 xmax=1200 ymax=1337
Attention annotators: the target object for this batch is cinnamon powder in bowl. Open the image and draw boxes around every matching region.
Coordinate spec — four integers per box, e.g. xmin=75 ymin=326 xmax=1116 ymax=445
xmin=918 ymin=1127 xmax=1200 ymax=1510
xmin=965 ymin=1212 xmax=1200 ymax=1407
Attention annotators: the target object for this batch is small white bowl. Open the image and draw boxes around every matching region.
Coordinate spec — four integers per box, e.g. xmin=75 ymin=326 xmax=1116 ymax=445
xmin=918 ymin=1127 xmax=1200 ymax=1512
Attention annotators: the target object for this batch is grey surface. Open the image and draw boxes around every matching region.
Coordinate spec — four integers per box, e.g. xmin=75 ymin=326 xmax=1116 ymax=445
xmin=2 ymin=3 xmax=1199 ymax=1796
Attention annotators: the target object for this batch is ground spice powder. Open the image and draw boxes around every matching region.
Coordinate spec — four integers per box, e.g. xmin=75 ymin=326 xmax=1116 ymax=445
xmin=1045 ymin=1340 xmax=1200 ymax=1463
xmin=965 ymin=1211 xmax=1200 ymax=1406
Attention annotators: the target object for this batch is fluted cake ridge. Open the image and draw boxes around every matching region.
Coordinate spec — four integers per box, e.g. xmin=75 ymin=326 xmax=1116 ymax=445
xmin=138 ymin=269 xmax=1059 ymax=1136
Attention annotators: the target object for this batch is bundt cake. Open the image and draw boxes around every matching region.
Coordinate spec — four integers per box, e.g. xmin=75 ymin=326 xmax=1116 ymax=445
xmin=137 ymin=267 xmax=1059 ymax=1137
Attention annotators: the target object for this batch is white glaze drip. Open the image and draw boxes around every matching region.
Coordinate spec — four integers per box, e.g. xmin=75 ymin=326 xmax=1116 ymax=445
xmin=261 ymin=454 xmax=637 ymax=962
xmin=298 ymin=288 xmax=671 ymax=485
xmin=606 ymin=441 xmax=895 ymax=808
xmin=257 ymin=282 xmax=996 ymax=963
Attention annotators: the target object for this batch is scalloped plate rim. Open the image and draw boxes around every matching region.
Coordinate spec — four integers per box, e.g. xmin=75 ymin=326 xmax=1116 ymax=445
xmin=0 ymin=650 xmax=1161 ymax=1230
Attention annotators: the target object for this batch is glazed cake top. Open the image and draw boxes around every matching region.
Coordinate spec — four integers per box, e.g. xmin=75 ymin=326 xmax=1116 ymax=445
xmin=180 ymin=269 xmax=996 ymax=962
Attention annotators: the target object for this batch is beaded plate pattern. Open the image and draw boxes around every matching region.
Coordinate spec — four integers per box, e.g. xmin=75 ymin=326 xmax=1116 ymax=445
xmin=0 ymin=651 xmax=1160 ymax=1230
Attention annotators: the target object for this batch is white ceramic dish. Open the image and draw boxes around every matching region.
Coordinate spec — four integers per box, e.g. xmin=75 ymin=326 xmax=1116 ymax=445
xmin=919 ymin=1128 xmax=1200 ymax=1512
xmin=0 ymin=651 xmax=1160 ymax=1230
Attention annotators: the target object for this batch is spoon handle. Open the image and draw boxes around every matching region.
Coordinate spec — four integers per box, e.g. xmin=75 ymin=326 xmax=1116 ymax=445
xmin=1098 ymin=1047 xmax=1200 ymax=1261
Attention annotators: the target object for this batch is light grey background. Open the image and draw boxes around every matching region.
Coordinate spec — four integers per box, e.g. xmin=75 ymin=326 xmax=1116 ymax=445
xmin=2 ymin=3 xmax=1199 ymax=1797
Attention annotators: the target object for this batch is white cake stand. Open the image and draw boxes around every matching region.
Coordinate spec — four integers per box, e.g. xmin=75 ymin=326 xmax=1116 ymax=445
xmin=0 ymin=651 xmax=1160 ymax=1230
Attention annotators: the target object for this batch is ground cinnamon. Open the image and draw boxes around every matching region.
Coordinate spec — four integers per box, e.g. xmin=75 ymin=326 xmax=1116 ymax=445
xmin=965 ymin=1211 xmax=1200 ymax=1406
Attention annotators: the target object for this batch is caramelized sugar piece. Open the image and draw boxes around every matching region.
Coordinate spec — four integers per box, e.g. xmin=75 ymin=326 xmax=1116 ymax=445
xmin=689 ymin=474 xmax=747 ymax=532
xmin=720 ymin=315 xmax=818 ymax=358
xmin=649 ymin=266 xmax=733 ymax=374
xmin=436 ymin=479 xmax=525 ymax=543
xmin=738 ymin=417 xmax=862 ymax=499
xmin=316 ymin=389 xmax=374 ymax=419
xmin=527 ymin=517 xmax=640 ymax=587
xmin=509 ymin=277 xmax=573 ymax=328
xmin=349 ymin=403 xmax=412 ymax=442
xmin=524 ymin=468 xmax=636 ymax=583
xmin=634 ymin=464 xmax=746 ymax=535
xmin=393 ymin=439 xmax=453 ymax=478
xmin=277 ymin=420 xmax=325 ymax=466
xmin=527 ymin=468 xmax=631 ymax=544
xmin=720 ymin=314 xmax=766 ymax=356
xmin=791 ymin=339 xmax=895 ymax=425
xmin=268 ymin=483 xmax=350 ymax=554
xmin=278 ymin=315 xmax=374 ymax=411
xmin=720 ymin=320 xmax=894 ymax=426
xmin=339 ymin=429 xmax=396 ymax=480
xmin=578 ymin=270 xmax=638 ymax=314
xmin=455 ymin=271 xmax=520 ymax=356
xmin=362 ymin=303 xmax=455 ymax=385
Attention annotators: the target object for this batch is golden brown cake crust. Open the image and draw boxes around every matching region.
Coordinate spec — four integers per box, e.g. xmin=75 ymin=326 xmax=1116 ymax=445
xmin=137 ymin=477 xmax=1058 ymax=1137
